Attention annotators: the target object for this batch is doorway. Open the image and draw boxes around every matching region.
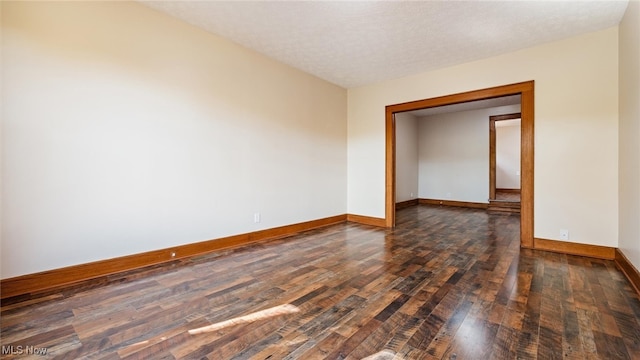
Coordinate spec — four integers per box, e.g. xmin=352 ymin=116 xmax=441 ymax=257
xmin=489 ymin=112 xmax=522 ymax=213
xmin=385 ymin=81 xmax=534 ymax=248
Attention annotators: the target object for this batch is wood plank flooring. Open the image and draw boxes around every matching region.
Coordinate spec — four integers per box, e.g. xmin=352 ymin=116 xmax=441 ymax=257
xmin=495 ymin=190 xmax=520 ymax=202
xmin=2 ymin=205 xmax=639 ymax=359
xmin=488 ymin=191 xmax=521 ymax=214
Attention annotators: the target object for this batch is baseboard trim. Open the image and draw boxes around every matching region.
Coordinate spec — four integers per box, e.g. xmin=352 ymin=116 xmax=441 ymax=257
xmin=496 ymin=188 xmax=521 ymax=194
xmin=0 ymin=214 xmax=347 ymax=300
xmin=395 ymin=199 xmax=419 ymax=210
xmin=4 ymin=215 xmax=629 ymax=300
xmin=346 ymin=214 xmax=387 ymax=227
xmin=533 ymin=238 xmax=615 ymax=260
xmin=615 ymin=249 xmax=640 ymax=296
xmin=419 ymin=198 xmax=488 ymax=209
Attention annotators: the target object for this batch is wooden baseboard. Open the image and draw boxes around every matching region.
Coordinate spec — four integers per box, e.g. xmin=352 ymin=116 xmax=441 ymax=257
xmin=346 ymin=214 xmax=387 ymax=227
xmin=0 ymin=215 xmax=347 ymax=300
xmin=419 ymin=198 xmax=488 ymax=209
xmin=533 ymin=238 xmax=615 ymax=260
xmin=496 ymin=188 xmax=521 ymax=194
xmin=395 ymin=199 xmax=419 ymax=210
xmin=615 ymin=249 xmax=640 ymax=296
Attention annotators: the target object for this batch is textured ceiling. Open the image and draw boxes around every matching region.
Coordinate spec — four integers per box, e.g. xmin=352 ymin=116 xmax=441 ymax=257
xmin=140 ymin=1 xmax=629 ymax=89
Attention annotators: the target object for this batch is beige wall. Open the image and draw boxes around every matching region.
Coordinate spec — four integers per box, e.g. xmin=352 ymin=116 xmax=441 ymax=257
xmin=496 ymin=120 xmax=521 ymax=190
xmin=1 ymin=1 xmax=633 ymax=279
xmin=1 ymin=2 xmax=347 ymax=278
xmin=348 ymin=27 xmax=619 ymax=247
xmin=395 ymin=112 xmax=419 ymax=203
xmin=619 ymin=1 xmax=640 ymax=270
xmin=417 ymin=105 xmax=519 ymax=203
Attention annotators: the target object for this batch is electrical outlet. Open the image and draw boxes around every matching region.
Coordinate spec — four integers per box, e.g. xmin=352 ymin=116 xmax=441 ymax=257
xmin=560 ymin=229 xmax=569 ymax=240
xmin=410 ymin=192 xmax=414 ymax=198
xmin=254 ymin=213 xmax=261 ymax=223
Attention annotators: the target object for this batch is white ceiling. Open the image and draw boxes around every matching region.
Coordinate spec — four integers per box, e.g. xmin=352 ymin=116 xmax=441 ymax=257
xmin=140 ymin=1 xmax=628 ymax=89
xmin=407 ymin=94 xmax=521 ymax=117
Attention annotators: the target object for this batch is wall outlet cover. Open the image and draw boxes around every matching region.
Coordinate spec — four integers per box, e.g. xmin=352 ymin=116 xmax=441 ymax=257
xmin=560 ymin=229 xmax=569 ymax=240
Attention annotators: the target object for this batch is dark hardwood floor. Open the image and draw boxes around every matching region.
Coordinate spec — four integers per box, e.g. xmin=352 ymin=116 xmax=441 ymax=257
xmin=495 ymin=190 xmax=520 ymax=202
xmin=2 ymin=205 xmax=639 ymax=359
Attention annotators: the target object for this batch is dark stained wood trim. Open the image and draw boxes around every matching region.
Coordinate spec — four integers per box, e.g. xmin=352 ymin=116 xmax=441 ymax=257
xmin=520 ymin=85 xmax=534 ymax=248
xmin=491 ymin=113 xmax=522 ymax=121
xmin=0 ymin=215 xmax=347 ymax=300
xmin=385 ymin=110 xmax=396 ymax=227
xmin=615 ymin=249 xmax=640 ymax=296
xmin=419 ymin=198 xmax=489 ymax=209
xmin=386 ymin=81 xmax=534 ymax=249
xmin=490 ymin=118 xmax=497 ymax=200
xmin=496 ymin=188 xmax=521 ymax=193
xmin=386 ymin=82 xmax=532 ymax=114
xmin=249 ymin=215 xmax=346 ymax=242
xmin=347 ymin=214 xmax=387 ymax=227
xmin=395 ymin=199 xmax=419 ymax=210
xmin=533 ymin=238 xmax=615 ymax=260
xmin=489 ymin=113 xmax=521 ymax=201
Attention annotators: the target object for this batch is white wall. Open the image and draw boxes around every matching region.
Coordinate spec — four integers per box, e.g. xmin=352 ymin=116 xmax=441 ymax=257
xmin=619 ymin=1 xmax=640 ymax=270
xmin=395 ymin=112 xmax=418 ymax=203
xmin=417 ymin=105 xmax=519 ymax=203
xmin=1 ymin=2 xmax=347 ymax=278
xmin=496 ymin=120 xmax=521 ymax=190
xmin=348 ymin=27 xmax=619 ymax=247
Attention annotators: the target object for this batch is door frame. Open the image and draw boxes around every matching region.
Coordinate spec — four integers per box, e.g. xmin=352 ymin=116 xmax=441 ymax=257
xmin=490 ymin=112 xmax=522 ymax=200
xmin=385 ymin=81 xmax=534 ymax=248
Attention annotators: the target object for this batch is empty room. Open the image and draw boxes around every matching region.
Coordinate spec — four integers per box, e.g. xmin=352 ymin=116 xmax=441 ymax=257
xmin=1 ymin=1 xmax=639 ymax=359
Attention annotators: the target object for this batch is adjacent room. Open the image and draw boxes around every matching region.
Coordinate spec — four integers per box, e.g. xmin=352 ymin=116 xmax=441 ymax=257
xmin=394 ymin=97 xmax=523 ymax=214
xmin=2 ymin=1 xmax=639 ymax=358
